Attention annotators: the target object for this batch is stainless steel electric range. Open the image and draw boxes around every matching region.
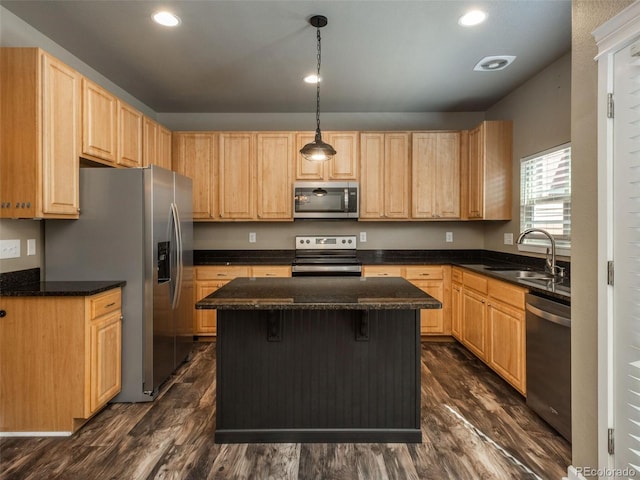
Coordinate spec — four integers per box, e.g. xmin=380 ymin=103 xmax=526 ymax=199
xmin=291 ymin=235 xmax=362 ymax=277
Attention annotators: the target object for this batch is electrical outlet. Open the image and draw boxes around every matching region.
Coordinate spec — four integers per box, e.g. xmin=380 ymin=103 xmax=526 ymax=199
xmin=360 ymin=231 xmax=367 ymax=242
xmin=445 ymin=232 xmax=453 ymax=243
xmin=249 ymin=232 xmax=257 ymax=243
xmin=27 ymin=239 xmax=36 ymax=256
xmin=0 ymin=239 xmax=20 ymax=259
xmin=504 ymin=233 xmax=514 ymax=245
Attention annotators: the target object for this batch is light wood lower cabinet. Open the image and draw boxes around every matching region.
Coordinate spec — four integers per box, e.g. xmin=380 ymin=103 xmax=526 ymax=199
xmin=456 ymin=268 xmax=527 ymax=395
xmin=0 ymin=288 xmax=122 ymax=434
xmin=451 ymin=267 xmax=463 ymax=339
xmin=194 ymin=265 xmax=291 ymax=335
xmin=362 ymin=264 xmax=450 ymax=335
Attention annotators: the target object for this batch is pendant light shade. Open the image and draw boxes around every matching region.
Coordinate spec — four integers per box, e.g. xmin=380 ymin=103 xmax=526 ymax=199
xmin=300 ymin=15 xmax=336 ymax=163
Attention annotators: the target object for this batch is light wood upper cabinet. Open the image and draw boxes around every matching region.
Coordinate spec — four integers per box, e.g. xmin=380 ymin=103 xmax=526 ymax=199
xmin=360 ymin=132 xmax=411 ymax=220
xmin=466 ymin=120 xmax=512 ymax=220
xmin=172 ymin=132 xmax=217 ymax=220
xmin=412 ymin=131 xmax=461 ymax=219
xmin=117 ymin=100 xmax=143 ymax=167
xmin=82 ymin=78 xmax=118 ymax=165
xmin=295 ymin=131 xmax=359 ymax=181
xmin=0 ymin=48 xmax=80 ymax=219
xmin=256 ymin=132 xmax=294 ymax=220
xmin=219 ymin=132 xmax=256 ymax=220
xmin=143 ymin=117 xmax=172 ymax=170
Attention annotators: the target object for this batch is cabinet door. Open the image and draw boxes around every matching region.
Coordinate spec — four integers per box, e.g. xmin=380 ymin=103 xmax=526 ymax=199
xmin=487 ymin=300 xmax=525 ymax=394
xmin=89 ymin=310 xmax=122 ymax=413
xmin=219 ymin=133 xmax=256 ymax=220
xmin=434 ymin=132 xmax=461 ymax=219
xmin=195 ymin=281 xmax=225 ymax=334
xmin=41 ymin=52 xmax=80 ymax=216
xmin=173 ymin=132 xmax=217 ymax=220
xmin=384 ymin=132 xmax=411 ymax=219
xmin=256 ymin=132 xmax=293 ymax=220
xmin=411 ymin=280 xmax=445 ymax=334
xmin=143 ymin=116 xmax=157 ymax=168
xmin=461 ymin=288 xmax=488 ymax=361
xmin=412 ymin=132 xmax=437 ymax=218
xmin=451 ymin=282 xmax=462 ymax=340
xmin=117 ymin=101 xmax=143 ymax=167
xmin=295 ymin=132 xmax=324 ymax=180
xmin=82 ymin=78 xmax=117 ymax=164
xmin=467 ymin=124 xmax=484 ymax=219
xmin=359 ymin=133 xmax=385 ymax=219
xmin=157 ymin=125 xmax=173 ymax=171
xmin=326 ymin=131 xmax=358 ymax=180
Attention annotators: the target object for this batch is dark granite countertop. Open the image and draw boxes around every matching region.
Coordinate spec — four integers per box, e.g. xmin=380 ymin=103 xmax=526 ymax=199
xmin=194 ymin=249 xmax=571 ymax=302
xmin=0 ymin=280 xmax=126 ymax=297
xmin=196 ymin=276 xmax=442 ymax=310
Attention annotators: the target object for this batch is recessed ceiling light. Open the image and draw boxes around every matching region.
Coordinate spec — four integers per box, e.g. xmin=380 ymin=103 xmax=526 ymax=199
xmin=152 ymin=11 xmax=181 ymax=27
xmin=304 ymin=74 xmax=321 ymax=84
xmin=458 ymin=10 xmax=487 ymax=27
xmin=473 ymin=55 xmax=516 ymax=71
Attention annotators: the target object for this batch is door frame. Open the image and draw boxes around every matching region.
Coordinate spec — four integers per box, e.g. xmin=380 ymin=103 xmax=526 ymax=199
xmin=594 ymin=2 xmax=640 ymax=474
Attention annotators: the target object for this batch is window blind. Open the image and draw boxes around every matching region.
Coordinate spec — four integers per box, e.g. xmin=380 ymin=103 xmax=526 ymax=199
xmin=520 ymin=144 xmax=572 ymax=249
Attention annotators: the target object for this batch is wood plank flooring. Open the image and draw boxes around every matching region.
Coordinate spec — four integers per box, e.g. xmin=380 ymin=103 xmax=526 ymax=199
xmin=0 ymin=341 xmax=570 ymax=480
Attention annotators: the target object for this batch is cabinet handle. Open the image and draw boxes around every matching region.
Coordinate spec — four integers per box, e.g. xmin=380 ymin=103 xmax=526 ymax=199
xmin=266 ymin=273 xmax=276 ymax=276
xmin=419 ymin=273 xmax=430 ymax=276
xmin=217 ymin=273 xmax=227 ymax=277
xmin=0 ymin=310 xmax=6 ymax=318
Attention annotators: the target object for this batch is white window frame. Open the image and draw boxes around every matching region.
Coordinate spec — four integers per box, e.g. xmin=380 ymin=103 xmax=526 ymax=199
xmin=518 ymin=142 xmax=572 ymax=257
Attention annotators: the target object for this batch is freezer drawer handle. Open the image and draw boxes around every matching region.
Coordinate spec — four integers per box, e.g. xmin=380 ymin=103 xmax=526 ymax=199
xmin=526 ymin=303 xmax=571 ymax=328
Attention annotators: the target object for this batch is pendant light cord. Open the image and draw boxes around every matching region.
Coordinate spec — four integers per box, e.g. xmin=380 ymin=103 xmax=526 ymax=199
xmin=315 ymin=26 xmax=322 ymax=136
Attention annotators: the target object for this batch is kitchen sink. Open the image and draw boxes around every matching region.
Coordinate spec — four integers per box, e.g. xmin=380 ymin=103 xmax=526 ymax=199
xmin=491 ymin=269 xmax=555 ymax=280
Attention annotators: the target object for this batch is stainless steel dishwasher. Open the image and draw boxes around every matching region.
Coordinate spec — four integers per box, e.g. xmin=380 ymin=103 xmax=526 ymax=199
xmin=525 ymin=293 xmax=571 ymax=442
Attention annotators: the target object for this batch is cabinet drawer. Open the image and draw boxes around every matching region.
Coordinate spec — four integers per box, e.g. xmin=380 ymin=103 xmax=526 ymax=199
xmin=488 ymin=279 xmax=527 ymax=309
xmin=195 ymin=266 xmax=251 ymax=280
xmin=251 ymin=265 xmax=291 ymax=277
xmin=363 ymin=265 xmax=404 ymax=277
xmin=452 ymin=267 xmax=463 ymax=284
xmin=404 ymin=265 xmax=443 ymax=280
xmin=462 ymin=270 xmax=488 ymax=294
xmin=89 ymin=289 xmax=121 ymax=319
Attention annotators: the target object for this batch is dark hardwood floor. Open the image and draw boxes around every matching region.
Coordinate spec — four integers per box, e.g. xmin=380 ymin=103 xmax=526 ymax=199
xmin=0 ymin=341 xmax=571 ymax=480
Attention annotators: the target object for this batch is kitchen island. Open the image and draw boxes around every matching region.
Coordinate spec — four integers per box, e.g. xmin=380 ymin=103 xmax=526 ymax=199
xmin=196 ymin=276 xmax=440 ymax=444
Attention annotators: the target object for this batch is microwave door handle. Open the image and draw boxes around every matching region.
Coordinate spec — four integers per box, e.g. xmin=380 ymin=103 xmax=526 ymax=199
xmin=344 ymin=188 xmax=349 ymax=212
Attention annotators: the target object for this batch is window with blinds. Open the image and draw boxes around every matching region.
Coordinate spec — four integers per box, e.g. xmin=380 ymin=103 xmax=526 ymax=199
xmin=519 ymin=143 xmax=571 ymax=250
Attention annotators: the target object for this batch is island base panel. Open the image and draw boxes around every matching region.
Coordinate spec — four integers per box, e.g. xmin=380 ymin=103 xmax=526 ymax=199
xmin=216 ymin=309 xmax=421 ymax=443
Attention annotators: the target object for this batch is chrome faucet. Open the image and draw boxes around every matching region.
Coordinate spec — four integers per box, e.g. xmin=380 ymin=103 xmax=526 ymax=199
xmin=516 ymin=228 xmax=565 ymax=279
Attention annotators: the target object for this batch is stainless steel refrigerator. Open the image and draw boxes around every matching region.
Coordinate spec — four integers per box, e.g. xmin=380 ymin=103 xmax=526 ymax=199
xmin=44 ymin=165 xmax=193 ymax=402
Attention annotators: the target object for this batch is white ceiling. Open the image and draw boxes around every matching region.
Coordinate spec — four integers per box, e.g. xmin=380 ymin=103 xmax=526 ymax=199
xmin=0 ymin=0 xmax=571 ymax=114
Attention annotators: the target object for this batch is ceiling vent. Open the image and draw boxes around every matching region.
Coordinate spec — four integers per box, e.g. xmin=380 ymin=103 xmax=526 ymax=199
xmin=474 ymin=55 xmax=516 ymax=71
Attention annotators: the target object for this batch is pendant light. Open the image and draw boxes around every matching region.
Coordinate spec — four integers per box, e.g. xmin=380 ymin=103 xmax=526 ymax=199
xmin=300 ymin=15 xmax=336 ymax=163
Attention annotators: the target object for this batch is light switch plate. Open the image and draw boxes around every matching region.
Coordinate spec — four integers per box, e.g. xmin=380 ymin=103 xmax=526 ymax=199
xmin=249 ymin=232 xmax=257 ymax=243
xmin=504 ymin=233 xmax=514 ymax=245
xmin=0 ymin=239 xmax=20 ymax=259
xmin=27 ymin=238 xmax=36 ymax=256
xmin=445 ymin=232 xmax=453 ymax=243
xmin=360 ymin=232 xmax=367 ymax=242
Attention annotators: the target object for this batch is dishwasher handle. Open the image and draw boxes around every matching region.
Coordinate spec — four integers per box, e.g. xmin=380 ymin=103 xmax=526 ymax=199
xmin=526 ymin=303 xmax=571 ymax=328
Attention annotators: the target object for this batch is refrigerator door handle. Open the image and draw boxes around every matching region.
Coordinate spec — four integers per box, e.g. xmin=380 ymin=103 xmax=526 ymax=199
xmin=170 ymin=202 xmax=183 ymax=310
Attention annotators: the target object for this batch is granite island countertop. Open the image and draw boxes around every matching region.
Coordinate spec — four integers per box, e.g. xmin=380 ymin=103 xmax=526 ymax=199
xmin=0 ymin=280 xmax=126 ymax=297
xmin=196 ymin=276 xmax=442 ymax=310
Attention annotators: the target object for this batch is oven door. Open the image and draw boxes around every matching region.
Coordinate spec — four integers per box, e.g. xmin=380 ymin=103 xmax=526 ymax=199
xmin=294 ymin=181 xmax=358 ymax=219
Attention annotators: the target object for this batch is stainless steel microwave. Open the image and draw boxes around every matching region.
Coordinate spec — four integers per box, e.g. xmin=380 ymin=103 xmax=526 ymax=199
xmin=293 ymin=181 xmax=359 ymax=219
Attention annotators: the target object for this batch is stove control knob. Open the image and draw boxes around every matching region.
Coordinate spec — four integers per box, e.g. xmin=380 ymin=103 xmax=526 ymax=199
xmin=299 ymin=239 xmax=304 ymax=244
xmin=341 ymin=239 xmax=346 ymax=244
xmin=306 ymin=239 xmax=310 ymax=244
xmin=348 ymin=239 xmax=352 ymax=244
